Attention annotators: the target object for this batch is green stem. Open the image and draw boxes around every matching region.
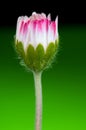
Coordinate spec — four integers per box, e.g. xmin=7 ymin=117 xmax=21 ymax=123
xmin=33 ymin=71 xmax=42 ymax=130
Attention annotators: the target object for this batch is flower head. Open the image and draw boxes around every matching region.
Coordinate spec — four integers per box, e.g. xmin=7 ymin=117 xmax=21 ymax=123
xmin=15 ymin=12 xmax=59 ymax=72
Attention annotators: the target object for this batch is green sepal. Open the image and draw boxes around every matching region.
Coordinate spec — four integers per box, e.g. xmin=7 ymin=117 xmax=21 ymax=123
xmin=16 ymin=41 xmax=59 ymax=72
xmin=44 ymin=42 xmax=58 ymax=67
xmin=35 ymin=44 xmax=45 ymax=71
xmin=45 ymin=43 xmax=55 ymax=60
xmin=15 ymin=41 xmax=25 ymax=59
xmin=25 ymin=44 xmax=45 ymax=72
xmin=25 ymin=44 xmax=35 ymax=70
xmin=55 ymin=39 xmax=59 ymax=50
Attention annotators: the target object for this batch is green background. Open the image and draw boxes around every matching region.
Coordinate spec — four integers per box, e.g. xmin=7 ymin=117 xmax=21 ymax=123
xmin=0 ymin=25 xmax=86 ymax=130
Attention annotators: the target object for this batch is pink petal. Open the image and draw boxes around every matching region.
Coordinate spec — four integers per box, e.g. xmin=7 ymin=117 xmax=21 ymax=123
xmin=23 ymin=22 xmax=28 ymax=33
xmin=50 ymin=21 xmax=56 ymax=36
xmin=45 ymin=19 xmax=50 ymax=32
xmin=16 ymin=13 xmax=58 ymax=51
xmin=33 ymin=20 xmax=39 ymax=31
xmin=20 ymin=21 xmax=24 ymax=33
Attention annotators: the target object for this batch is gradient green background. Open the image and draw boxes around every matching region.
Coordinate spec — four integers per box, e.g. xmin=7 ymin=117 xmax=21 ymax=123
xmin=0 ymin=25 xmax=86 ymax=130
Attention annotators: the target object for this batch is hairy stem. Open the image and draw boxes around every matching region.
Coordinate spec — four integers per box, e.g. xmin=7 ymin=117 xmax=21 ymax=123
xmin=33 ymin=71 xmax=42 ymax=130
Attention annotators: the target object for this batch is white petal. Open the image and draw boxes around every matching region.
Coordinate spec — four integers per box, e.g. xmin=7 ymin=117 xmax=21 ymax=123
xmin=47 ymin=13 xmax=51 ymax=20
xmin=41 ymin=13 xmax=46 ymax=18
xmin=32 ymin=12 xmax=36 ymax=15
xmin=48 ymin=22 xmax=55 ymax=44
xmin=55 ymin=16 xmax=58 ymax=38
xmin=16 ymin=17 xmax=23 ymax=41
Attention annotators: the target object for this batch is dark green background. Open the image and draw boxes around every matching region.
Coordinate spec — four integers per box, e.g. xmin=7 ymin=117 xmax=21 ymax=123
xmin=0 ymin=25 xmax=86 ymax=130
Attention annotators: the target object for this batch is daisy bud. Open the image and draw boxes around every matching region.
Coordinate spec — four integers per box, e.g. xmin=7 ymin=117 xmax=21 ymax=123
xmin=15 ymin=12 xmax=59 ymax=72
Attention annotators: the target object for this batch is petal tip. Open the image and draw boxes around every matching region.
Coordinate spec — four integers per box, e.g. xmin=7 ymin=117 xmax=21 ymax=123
xmin=32 ymin=12 xmax=37 ymax=15
xmin=47 ymin=13 xmax=51 ymax=20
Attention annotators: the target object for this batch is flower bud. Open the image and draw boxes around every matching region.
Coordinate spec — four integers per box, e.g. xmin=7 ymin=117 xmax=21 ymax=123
xmin=15 ymin=12 xmax=59 ymax=72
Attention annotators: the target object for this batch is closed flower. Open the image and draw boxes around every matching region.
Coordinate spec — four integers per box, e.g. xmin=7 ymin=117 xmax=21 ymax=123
xmin=15 ymin=12 xmax=59 ymax=72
